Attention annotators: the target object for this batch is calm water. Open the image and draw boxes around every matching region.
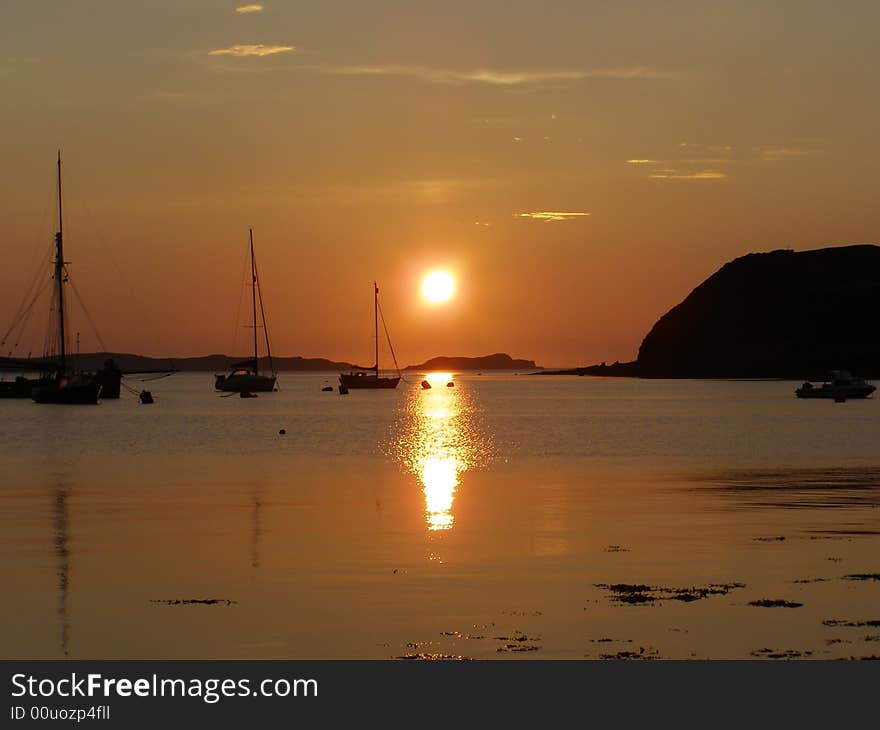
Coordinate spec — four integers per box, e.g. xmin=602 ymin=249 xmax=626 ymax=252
xmin=1 ymin=372 xmax=879 ymax=659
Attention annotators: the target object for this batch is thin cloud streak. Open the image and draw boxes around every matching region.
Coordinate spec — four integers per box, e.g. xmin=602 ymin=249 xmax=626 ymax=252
xmin=235 ymin=4 xmax=264 ymax=12
xmin=209 ymin=44 xmax=294 ymax=57
xmin=649 ymin=169 xmax=727 ymax=180
xmin=517 ymin=211 xmax=591 ymax=221
xmin=300 ymin=63 xmax=672 ymax=86
xmin=760 ymin=146 xmax=814 ymax=160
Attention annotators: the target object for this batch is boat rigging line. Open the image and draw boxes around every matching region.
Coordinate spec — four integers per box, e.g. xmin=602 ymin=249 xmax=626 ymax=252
xmin=377 ymin=299 xmax=407 ymax=383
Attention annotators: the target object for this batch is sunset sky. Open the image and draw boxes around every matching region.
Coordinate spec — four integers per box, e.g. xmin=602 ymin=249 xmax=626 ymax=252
xmin=1 ymin=1 xmax=878 ymax=367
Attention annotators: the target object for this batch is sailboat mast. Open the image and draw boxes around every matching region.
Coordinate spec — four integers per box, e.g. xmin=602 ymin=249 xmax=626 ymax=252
xmin=374 ymin=281 xmax=379 ymax=376
xmin=249 ymin=228 xmax=258 ymax=375
xmin=55 ymin=151 xmax=67 ymax=374
xmin=253 ymin=252 xmax=275 ymax=377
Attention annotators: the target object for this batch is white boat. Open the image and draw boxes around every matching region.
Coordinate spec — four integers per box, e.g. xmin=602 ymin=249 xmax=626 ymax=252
xmin=795 ymin=370 xmax=875 ymax=399
xmin=215 ymin=229 xmax=277 ymax=393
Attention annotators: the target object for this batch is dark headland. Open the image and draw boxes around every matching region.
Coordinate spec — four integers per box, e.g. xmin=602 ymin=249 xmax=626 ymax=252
xmin=405 ymin=353 xmax=539 ymax=371
xmin=544 ymin=244 xmax=880 ymax=379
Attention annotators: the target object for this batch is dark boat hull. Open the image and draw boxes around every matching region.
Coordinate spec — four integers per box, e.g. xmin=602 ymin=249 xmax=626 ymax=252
xmin=215 ymin=373 xmax=277 ymax=392
xmin=796 ymin=385 xmax=875 ymax=399
xmin=95 ymin=370 xmax=122 ymax=399
xmin=339 ymin=373 xmax=400 ymax=389
xmin=0 ymin=376 xmax=52 ymax=399
xmin=32 ymin=377 xmax=102 ymax=405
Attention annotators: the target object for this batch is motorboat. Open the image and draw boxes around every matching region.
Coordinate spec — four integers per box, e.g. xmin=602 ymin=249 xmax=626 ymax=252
xmin=795 ymin=371 xmax=875 ymax=399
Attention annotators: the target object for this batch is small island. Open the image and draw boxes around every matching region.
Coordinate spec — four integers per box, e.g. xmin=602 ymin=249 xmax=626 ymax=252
xmin=405 ymin=353 xmax=539 ymax=371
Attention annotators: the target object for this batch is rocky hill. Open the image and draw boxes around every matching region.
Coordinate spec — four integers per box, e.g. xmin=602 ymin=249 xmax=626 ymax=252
xmin=636 ymin=245 xmax=880 ymax=378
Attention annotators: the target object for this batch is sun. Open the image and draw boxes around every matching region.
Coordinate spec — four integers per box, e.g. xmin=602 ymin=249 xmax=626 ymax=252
xmin=422 ymin=271 xmax=455 ymax=304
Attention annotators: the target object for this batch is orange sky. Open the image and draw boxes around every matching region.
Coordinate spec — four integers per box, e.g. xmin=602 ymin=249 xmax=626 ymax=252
xmin=1 ymin=2 xmax=879 ymax=367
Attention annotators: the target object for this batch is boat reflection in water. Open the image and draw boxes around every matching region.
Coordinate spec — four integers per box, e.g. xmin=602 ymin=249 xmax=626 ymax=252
xmin=392 ymin=372 xmax=492 ymax=531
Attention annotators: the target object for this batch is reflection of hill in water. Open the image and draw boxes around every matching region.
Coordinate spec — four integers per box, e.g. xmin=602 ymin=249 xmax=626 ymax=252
xmin=686 ymin=467 xmax=880 ymax=510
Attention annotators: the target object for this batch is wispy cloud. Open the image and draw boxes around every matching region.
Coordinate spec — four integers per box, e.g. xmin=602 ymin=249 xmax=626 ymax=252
xmin=235 ymin=4 xmax=264 ymax=12
xmin=759 ymin=146 xmax=813 ymax=160
xmin=209 ymin=44 xmax=294 ymax=57
xmin=678 ymin=142 xmax=734 ymax=153
xmin=516 ymin=211 xmax=591 ymax=221
xmin=649 ymin=169 xmax=727 ymax=180
xmin=628 ymin=141 xmax=816 ymax=181
xmin=301 ymin=63 xmax=671 ymax=87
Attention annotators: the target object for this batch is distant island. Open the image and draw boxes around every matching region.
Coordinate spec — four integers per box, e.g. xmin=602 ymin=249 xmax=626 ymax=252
xmin=542 ymin=244 xmax=880 ymax=379
xmin=4 ymin=351 xmax=541 ymax=373
xmin=405 ymin=353 xmax=539 ymax=371
xmin=43 ymin=353 xmax=364 ymax=373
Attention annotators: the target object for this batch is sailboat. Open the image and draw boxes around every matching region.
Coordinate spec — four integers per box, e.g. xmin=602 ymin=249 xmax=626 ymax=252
xmin=215 ymin=229 xmax=277 ymax=393
xmin=339 ymin=282 xmax=401 ymax=390
xmin=31 ymin=153 xmax=104 ymax=405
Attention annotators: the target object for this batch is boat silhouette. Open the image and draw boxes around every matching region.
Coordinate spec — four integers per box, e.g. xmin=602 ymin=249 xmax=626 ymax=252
xmin=215 ymin=229 xmax=278 ymax=393
xmin=339 ymin=282 xmax=401 ymax=390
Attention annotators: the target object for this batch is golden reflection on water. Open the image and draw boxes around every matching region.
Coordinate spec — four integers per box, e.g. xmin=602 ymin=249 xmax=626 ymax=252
xmin=392 ymin=373 xmax=491 ymax=531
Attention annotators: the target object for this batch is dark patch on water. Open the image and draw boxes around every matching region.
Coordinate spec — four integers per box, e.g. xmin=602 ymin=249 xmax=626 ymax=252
xmin=843 ymin=573 xmax=880 ymax=581
xmin=595 ymin=582 xmax=744 ymax=605
xmin=823 ymin=619 xmax=880 ymax=628
xmin=825 ymin=638 xmax=851 ymax=645
xmin=686 ymin=467 xmax=880 ymax=510
xmin=599 ymin=646 xmax=659 ymax=660
xmin=792 ymin=577 xmax=829 ymax=584
xmin=753 ymin=536 xmax=786 ymax=542
xmin=395 ymin=653 xmax=473 ymax=661
xmin=497 ymin=644 xmax=541 ymax=653
xmin=604 ymin=545 xmax=630 ymax=552
xmin=748 ymin=599 xmax=804 ymax=608
xmin=811 ymin=529 xmax=880 ymax=536
xmin=150 ymin=598 xmax=236 ymax=606
xmin=750 ymin=648 xmax=811 ymax=659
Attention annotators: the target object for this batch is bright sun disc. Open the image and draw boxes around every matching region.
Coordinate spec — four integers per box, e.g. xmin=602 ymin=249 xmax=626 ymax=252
xmin=422 ymin=271 xmax=455 ymax=303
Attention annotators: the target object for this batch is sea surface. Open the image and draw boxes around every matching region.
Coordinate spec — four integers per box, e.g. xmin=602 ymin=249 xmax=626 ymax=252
xmin=1 ymin=372 xmax=879 ymax=660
